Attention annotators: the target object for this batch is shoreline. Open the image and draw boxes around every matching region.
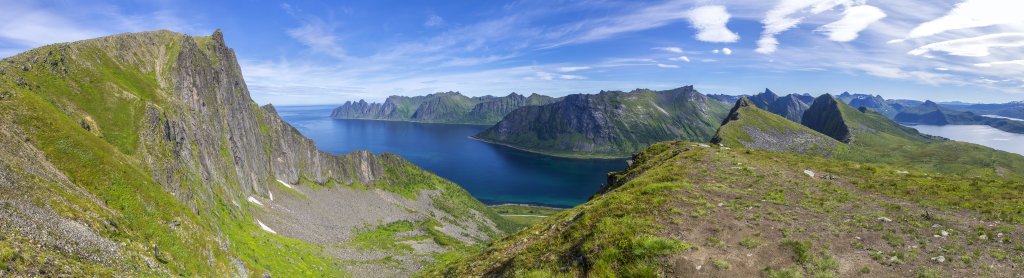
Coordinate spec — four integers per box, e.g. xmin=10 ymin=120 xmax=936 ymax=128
xmin=467 ymin=136 xmax=630 ymax=160
xmin=330 ymin=116 xmax=494 ymax=127
xmin=488 ymin=203 xmax=567 ymax=210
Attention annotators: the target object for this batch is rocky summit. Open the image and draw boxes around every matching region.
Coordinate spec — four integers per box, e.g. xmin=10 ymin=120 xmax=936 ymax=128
xmin=0 ymin=30 xmax=513 ymax=277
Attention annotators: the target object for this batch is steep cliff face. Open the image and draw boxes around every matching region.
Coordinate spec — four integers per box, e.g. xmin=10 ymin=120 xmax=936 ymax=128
xmin=802 ymin=94 xmax=854 ymax=142
xmin=0 ymin=30 xmax=508 ymax=276
xmin=473 ymin=86 xmax=729 ymax=158
xmin=331 ymin=91 xmax=556 ymax=125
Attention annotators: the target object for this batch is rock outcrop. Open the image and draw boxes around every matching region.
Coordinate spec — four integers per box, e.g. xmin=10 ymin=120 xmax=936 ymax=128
xmin=802 ymin=94 xmax=853 ymax=142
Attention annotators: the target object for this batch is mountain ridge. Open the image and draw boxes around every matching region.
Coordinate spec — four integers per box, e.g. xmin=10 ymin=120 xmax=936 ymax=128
xmin=472 ymin=85 xmax=730 ymax=158
xmin=0 ymin=29 xmax=510 ymax=276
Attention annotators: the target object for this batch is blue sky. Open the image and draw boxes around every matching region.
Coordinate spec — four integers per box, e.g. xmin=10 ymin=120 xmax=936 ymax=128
xmin=1 ymin=0 xmax=1022 ymax=105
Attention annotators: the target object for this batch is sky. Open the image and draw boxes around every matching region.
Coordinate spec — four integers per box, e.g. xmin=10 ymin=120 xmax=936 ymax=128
xmin=1 ymin=0 xmax=1023 ymax=105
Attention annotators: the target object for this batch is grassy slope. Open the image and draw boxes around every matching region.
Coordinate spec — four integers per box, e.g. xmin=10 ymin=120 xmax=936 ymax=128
xmin=0 ymin=31 xmax=511 ymax=276
xmin=713 ymin=99 xmax=844 ymax=156
xmin=424 ymin=141 xmax=1024 ymax=277
xmin=828 ymin=98 xmax=1024 ymax=179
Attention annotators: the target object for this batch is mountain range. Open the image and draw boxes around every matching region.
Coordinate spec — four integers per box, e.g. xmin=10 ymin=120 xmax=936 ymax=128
xmin=472 ymin=86 xmax=730 ymax=158
xmin=4 ymin=30 xmax=1024 ymax=277
xmin=330 ymin=92 xmax=557 ymax=125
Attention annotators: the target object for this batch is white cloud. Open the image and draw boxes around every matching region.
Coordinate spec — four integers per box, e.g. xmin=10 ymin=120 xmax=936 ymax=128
xmin=669 ymin=56 xmax=691 ymax=62
xmin=548 ymin=1 xmax=691 ymax=47
xmin=908 ymin=33 xmax=1024 ymax=57
xmin=557 ymin=66 xmax=591 ymax=72
xmin=687 ymin=5 xmax=740 ymax=43
xmin=756 ymin=0 xmax=853 ymax=54
xmin=975 ymin=60 xmax=1024 ymax=67
xmin=425 ymin=14 xmax=444 ymax=27
xmin=852 ymin=63 xmax=963 ymax=86
xmin=722 ymin=48 xmax=733 ymax=55
xmin=712 ymin=49 xmax=720 ymax=54
xmin=286 ymin=17 xmax=348 ymax=59
xmin=817 ymin=5 xmax=886 ymax=42
xmin=907 ymin=0 xmax=1024 ymax=39
xmin=535 ymin=71 xmax=554 ymax=80
xmin=656 ymin=63 xmax=679 ymax=68
xmin=653 ymin=47 xmax=683 ymax=53
xmin=559 ymin=74 xmax=586 ymax=80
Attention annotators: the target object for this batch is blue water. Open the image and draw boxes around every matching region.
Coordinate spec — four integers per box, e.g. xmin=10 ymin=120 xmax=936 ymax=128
xmin=276 ymin=105 xmax=628 ymax=207
xmin=906 ymin=124 xmax=1024 ymax=156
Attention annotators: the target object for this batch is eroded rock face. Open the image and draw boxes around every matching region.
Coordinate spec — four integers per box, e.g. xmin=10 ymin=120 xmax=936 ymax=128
xmin=135 ymin=30 xmax=387 ymax=214
xmin=0 ymin=30 xmax=504 ymax=275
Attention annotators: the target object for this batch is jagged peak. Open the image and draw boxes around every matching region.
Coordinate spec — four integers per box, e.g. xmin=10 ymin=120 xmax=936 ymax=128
xmin=735 ymin=97 xmax=754 ymax=108
xmin=763 ymin=88 xmax=776 ymax=96
xmin=211 ymin=28 xmax=225 ymax=46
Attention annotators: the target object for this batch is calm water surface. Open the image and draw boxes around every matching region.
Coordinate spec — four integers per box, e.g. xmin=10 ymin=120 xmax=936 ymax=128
xmin=907 ymin=124 xmax=1024 ymax=156
xmin=276 ymin=105 xmax=627 ymax=207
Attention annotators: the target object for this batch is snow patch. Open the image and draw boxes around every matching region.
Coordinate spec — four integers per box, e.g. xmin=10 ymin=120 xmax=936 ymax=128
xmin=277 ymin=179 xmax=295 ymax=189
xmin=247 ymin=196 xmax=264 ymax=207
xmin=257 ymin=220 xmax=277 ymax=234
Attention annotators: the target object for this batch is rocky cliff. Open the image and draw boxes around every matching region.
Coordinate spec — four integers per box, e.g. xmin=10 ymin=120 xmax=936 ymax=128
xmin=331 ymin=91 xmax=557 ymax=125
xmin=0 ymin=30 xmax=509 ymax=276
xmin=473 ymin=86 xmax=729 ymax=158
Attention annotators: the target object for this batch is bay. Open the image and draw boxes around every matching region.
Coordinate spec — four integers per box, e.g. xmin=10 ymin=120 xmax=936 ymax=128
xmin=275 ymin=105 xmax=628 ymax=208
xmin=907 ymin=124 xmax=1024 ymax=156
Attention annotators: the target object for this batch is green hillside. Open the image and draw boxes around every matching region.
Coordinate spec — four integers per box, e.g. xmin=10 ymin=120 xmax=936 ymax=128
xmin=712 ymin=97 xmax=843 ymax=156
xmin=425 ymin=142 xmax=1024 ymax=277
xmin=0 ymin=30 xmax=510 ymax=276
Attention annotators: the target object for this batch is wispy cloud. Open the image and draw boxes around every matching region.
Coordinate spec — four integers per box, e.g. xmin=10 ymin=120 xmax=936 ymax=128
xmin=669 ymin=56 xmax=691 ymax=62
xmin=757 ymin=0 xmax=853 ymax=54
xmin=424 ymin=14 xmax=444 ymax=27
xmin=906 ymin=0 xmax=1022 ymax=39
xmin=687 ymin=5 xmax=740 ymax=43
xmin=817 ymin=5 xmax=887 ymax=42
xmin=286 ymin=17 xmax=348 ymax=59
xmin=653 ymin=47 xmax=683 ymax=53
xmin=557 ymin=66 xmax=591 ymax=72
xmin=908 ymin=33 xmax=1024 ymax=57
xmin=656 ymin=63 xmax=679 ymax=68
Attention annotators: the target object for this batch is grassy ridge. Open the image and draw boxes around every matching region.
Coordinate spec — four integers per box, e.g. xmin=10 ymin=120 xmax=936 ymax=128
xmin=426 ymin=141 xmax=1024 ymax=276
